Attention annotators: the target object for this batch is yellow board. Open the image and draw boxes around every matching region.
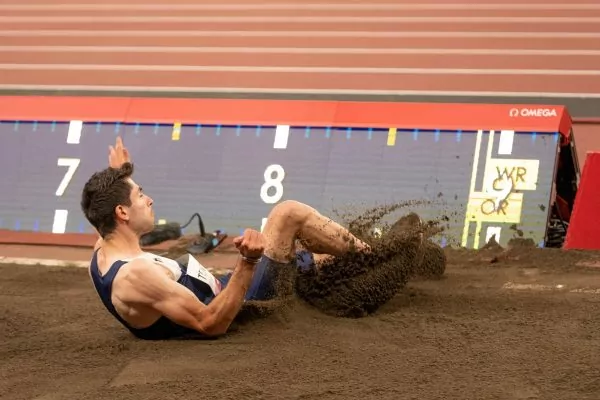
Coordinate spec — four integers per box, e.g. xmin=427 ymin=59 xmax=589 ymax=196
xmin=171 ymin=122 xmax=182 ymax=141
xmin=386 ymin=128 xmax=397 ymax=146
xmin=461 ymin=131 xmax=542 ymax=248
xmin=466 ymin=191 xmax=524 ymax=224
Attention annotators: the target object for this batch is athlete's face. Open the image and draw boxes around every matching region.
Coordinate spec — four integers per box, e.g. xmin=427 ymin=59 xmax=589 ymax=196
xmin=117 ymin=178 xmax=155 ymax=235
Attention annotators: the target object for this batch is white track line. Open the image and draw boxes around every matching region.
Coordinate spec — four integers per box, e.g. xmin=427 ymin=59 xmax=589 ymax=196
xmin=2 ymin=84 xmax=600 ymax=98
xmin=1 ymin=30 xmax=599 ymax=38
xmin=3 ymin=16 xmax=600 ymax=23
xmin=2 ymin=64 xmax=599 ymax=76
xmin=2 ymin=46 xmax=600 ymax=56
xmin=502 ymin=282 xmax=600 ymax=294
xmin=2 ymin=4 xmax=600 ymax=11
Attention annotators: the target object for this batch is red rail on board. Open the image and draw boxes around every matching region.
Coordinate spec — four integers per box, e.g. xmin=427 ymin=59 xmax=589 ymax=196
xmin=0 ymin=96 xmax=573 ymax=138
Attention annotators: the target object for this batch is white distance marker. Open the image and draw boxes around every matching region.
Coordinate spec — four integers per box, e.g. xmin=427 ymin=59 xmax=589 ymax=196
xmin=485 ymin=226 xmax=502 ymax=244
xmin=67 ymin=119 xmax=83 ymax=144
xmin=261 ymin=217 xmax=268 ymax=232
xmin=498 ymin=129 xmax=515 ymax=155
xmin=273 ymin=124 xmax=290 ymax=149
xmin=52 ymin=209 xmax=68 ymax=234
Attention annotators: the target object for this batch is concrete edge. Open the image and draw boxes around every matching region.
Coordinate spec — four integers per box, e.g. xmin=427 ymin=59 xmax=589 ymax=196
xmin=0 ymin=256 xmax=89 ymax=268
xmin=0 ymin=256 xmax=230 ymax=275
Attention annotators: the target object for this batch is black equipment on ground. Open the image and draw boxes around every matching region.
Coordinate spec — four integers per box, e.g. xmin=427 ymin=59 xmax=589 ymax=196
xmin=139 ymin=212 xmax=227 ymax=254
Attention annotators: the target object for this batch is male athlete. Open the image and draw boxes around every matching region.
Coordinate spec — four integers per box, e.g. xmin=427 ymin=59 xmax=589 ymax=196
xmin=83 ymin=137 xmax=423 ymax=340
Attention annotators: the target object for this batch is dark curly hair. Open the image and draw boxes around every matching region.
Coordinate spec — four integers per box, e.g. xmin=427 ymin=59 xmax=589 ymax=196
xmin=80 ymin=162 xmax=135 ymax=238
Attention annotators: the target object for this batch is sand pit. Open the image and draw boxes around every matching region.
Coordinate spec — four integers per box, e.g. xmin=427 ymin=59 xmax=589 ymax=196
xmin=3 ymin=240 xmax=600 ymax=400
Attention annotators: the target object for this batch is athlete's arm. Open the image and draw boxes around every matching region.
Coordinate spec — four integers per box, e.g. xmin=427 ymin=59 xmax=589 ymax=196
xmin=118 ymin=256 xmax=255 ymax=337
xmin=117 ymin=229 xmax=265 ymax=337
xmin=90 ymin=137 xmax=128 ymax=254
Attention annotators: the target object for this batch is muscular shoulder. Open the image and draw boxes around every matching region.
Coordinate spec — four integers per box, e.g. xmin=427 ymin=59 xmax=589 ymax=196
xmin=114 ymin=258 xmax=174 ymax=305
xmin=117 ymin=257 xmax=157 ymax=286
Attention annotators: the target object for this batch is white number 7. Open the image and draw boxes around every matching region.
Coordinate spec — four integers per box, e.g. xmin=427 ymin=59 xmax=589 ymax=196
xmin=56 ymin=157 xmax=81 ymax=196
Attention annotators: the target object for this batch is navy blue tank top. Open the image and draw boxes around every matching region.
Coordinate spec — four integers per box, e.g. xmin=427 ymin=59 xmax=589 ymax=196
xmin=89 ymin=249 xmax=224 ymax=340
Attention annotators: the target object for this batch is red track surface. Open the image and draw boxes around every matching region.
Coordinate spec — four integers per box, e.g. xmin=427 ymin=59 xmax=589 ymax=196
xmin=2 ymin=0 xmax=600 ymax=96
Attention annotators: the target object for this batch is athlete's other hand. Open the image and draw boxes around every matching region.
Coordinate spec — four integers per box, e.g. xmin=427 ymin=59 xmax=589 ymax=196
xmin=109 ymin=136 xmax=131 ymax=168
xmin=233 ymin=229 xmax=265 ymax=260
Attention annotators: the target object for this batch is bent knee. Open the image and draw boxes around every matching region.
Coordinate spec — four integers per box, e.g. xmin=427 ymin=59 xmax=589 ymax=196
xmin=262 ymin=200 xmax=311 ymax=262
xmin=269 ymin=200 xmax=312 ymax=226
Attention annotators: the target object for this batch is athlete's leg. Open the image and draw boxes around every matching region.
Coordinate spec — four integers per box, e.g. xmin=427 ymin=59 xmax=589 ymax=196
xmin=294 ymin=212 xmax=427 ymax=317
xmin=261 ymin=200 xmax=371 ymax=263
xmin=296 ymin=211 xmax=424 ymax=271
xmin=238 ymin=201 xmax=425 ymax=307
xmin=295 ymin=224 xmax=424 ymax=317
xmin=235 ymin=200 xmax=371 ymax=302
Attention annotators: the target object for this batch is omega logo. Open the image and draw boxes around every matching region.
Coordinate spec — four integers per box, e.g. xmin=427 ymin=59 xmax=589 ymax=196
xmin=509 ymin=108 xmax=558 ymax=118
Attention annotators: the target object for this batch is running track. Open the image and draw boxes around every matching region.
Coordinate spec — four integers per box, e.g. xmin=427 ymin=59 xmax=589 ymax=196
xmin=1 ymin=0 xmax=600 ymax=99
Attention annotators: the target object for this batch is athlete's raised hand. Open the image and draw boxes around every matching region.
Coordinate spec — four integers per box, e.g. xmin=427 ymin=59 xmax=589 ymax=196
xmin=233 ymin=229 xmax=266 ymax=261
xmin=108 ymin=136 xmax=131 ymax=168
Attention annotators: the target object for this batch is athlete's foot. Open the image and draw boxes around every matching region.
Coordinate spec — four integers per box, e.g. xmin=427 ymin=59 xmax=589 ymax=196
xmin=388 ymin=212 xmax=448 ymax=279
xmin=387 ymin=212 xmax=424 ymax=244
xmin=389 ymin=211 xmax=422 ymax=232
xmin=380 ymin=212 xmax=426 ymax=269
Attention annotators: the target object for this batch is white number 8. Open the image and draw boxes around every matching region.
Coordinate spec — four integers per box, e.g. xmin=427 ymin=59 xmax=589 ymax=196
xmin=260 ymin=164 xmax=285 ymax=204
